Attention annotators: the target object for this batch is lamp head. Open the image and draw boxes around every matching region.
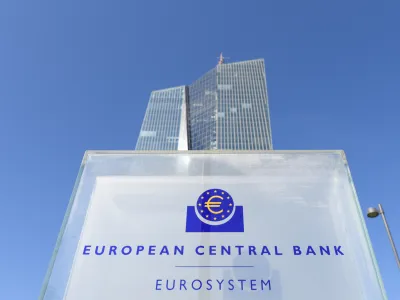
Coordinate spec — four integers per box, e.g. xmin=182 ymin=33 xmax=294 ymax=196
xmin=367 ymin=207 xmax=380 ymax=218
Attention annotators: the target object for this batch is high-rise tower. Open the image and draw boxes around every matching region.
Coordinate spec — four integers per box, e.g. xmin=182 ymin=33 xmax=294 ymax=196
xmin=136 ymin=56 xmax=272 ymax=151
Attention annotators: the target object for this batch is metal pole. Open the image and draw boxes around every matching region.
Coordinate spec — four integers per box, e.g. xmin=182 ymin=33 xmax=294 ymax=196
xmin=378 ymin=204 xmax=400 ymax=269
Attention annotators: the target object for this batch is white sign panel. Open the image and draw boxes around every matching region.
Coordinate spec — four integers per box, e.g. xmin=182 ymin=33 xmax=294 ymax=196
xmin=41 ymin=152 xmax=386 ymax=300
xmin=64 ymin=173 xmax=372 ymax=299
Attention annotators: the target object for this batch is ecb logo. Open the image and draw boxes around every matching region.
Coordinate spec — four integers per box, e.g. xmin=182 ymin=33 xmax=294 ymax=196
xmin=185 ymin=189 xmax=244 ymax=232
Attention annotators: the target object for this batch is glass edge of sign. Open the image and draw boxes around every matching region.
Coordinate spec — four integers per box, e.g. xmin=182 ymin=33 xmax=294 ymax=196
xmin=38 ymin=151 xmax=88 ymax=300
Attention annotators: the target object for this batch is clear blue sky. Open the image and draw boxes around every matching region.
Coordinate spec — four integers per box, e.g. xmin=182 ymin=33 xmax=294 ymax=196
xmin=0 ymin=0 xmax=399 ymax=299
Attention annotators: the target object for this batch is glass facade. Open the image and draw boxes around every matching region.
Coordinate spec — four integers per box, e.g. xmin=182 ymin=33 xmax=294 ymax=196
xmin=136 ymin=59 xmax=273 ymax=150
xmin=135 ymin=86 xmax=188 ymax=151
xmin=216 ymin=59 xmax=272 ymax=150
xmin=188 ymin=68 xmax=218 ymax=150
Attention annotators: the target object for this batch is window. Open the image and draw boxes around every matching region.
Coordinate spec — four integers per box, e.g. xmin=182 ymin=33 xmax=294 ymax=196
xmin=242 ymin=103 xmax=252 ymax=109
xmin=218 ymin=84 xmax=232 ymax=91
xmin=140 ymin=131 xmax=156 ymax=137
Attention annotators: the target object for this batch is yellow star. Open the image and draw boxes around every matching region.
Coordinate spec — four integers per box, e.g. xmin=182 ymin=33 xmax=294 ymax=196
xmin=222 ymin=215 xmax=225 ymax=218
xmin=222 ymin=192 xmax=225 ymax=194
xmin=229 ymin=203 xmax=232 ymax=206
xmin=207 ymin=192 xmax=210 ymax=194
xmin=227 ymin=210 xmax=230 ymax=213
xmin=198 ymin=203 xmax=201 ymax=206
xmin=201 ymin=196 xmax=204 ymax=199
xmin=206 ymin=215 xmax=209 ymax=218
xmin=214 ymin=217 xmax=217 ymax=220
xmin=201 ymin=210 xmax=203 ymax=213
xmin=227 ymin=197 xmax=230 ymax=199
xmin=214 ymin=190 xmax=217 ymax=193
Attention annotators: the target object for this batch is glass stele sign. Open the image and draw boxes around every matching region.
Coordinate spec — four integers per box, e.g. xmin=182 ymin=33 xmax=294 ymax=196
xmin=39 ymin=151 xmax=387 ymax=300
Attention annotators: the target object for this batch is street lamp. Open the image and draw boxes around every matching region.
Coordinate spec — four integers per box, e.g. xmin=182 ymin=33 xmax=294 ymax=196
xmin=367 ymin=204 xmax=400 ymax=269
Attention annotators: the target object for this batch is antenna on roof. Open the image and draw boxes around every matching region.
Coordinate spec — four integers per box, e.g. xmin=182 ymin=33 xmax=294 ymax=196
xmin=217 ymin=53 xmax=230 ymax=65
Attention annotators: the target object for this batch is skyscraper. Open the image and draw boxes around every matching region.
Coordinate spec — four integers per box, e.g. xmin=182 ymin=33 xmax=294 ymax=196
xmin=135 ymin=86 xmax=189 ymax=151
xmin=135 ymin=56 xmax=273 ymax=151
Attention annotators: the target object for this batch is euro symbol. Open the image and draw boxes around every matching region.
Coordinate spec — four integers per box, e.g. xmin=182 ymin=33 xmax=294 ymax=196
xmin=205 ymin=195 xmax=224 ymax=215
